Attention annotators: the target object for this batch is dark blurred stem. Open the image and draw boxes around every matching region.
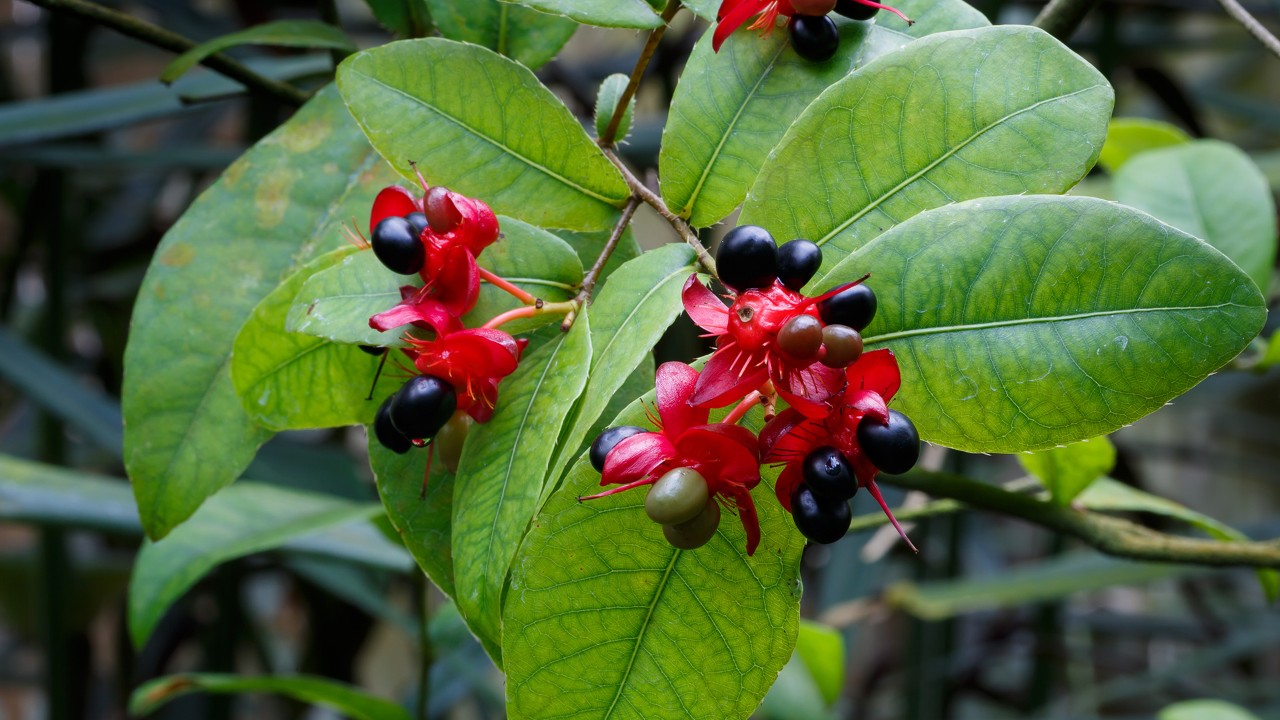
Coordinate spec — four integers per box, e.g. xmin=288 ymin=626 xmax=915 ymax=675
xmin=317 ymin=0 xmax=351 ymax=66
xmin=416 ymin=574 xmax=433 ymax=720
xmin=21 ymin=0 xmax=311 ymax=106
xmin=599 ymin=0 xmax=682 ymax=147
xmin=39 ymin=529 xmax=70 ymax=720
xmin=1032 ymin=0 xmax=1100 ymax=41
xmin=1215 ymin=0 xmax=1280 ymax=59
xmin=1026 ymin=532 xmax=1067 ymax=712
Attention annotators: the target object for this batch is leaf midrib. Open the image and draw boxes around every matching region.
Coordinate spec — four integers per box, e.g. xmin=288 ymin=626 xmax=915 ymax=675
xmin=352 ymin=69 xmax=625 ymax=207
xmin=602 ymin=552 xmax=679 ymax=720
xmin=814 ymin=83 xmax=1108 ymax=248
xmin=863 ymin=302 xmax=1251 ymax=345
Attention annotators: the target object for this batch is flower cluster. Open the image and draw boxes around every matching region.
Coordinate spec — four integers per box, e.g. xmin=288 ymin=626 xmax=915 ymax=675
xmin=714 ymin=0 xmax=912 ymax=62
xmin=584 ymin=225 xmax=922 ymax=554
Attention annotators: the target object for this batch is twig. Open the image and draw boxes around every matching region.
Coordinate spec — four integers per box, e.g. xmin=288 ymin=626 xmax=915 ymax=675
xmin=1032 ymin=0 xmax=1101 ymax=41
xmin=1215 ymin=0 xmax=1280 ymax=60
xmin=22 ymin=0 xmax=312 ymax=106
xmin=601 ymin=147 xmax=717 ymax=276
xmin=884 ymin=470 xmax=1280 ymax=568
xmin=561 ymin=197 xmax=643 ymax=331
xmin=599 ymin=0 xmax=683 ymax=147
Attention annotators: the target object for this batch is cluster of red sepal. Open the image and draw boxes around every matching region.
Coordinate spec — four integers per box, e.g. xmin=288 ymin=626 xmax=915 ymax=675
xmin=713 ymin=0 xmax=912 ymax=58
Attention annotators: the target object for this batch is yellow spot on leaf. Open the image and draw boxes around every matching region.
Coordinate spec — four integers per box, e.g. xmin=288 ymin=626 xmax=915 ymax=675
xmin=279 ymin=117 xmax=332 ymax=153
xmin=158 ymin=243 xmax=195 ymax=267
xmin=255 ymin=170 xmax=295 ymax=228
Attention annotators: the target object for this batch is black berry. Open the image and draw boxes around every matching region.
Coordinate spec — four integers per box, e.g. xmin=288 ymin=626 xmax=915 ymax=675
xmin=833 ymin=0 xmax=879 ymax=20
xmin=645 ymin=468 xmax=710 ymax=525
xmin=371 ymin=216 xmax=425 ymax=275
xmin=789 ymin=15 xmax=840 ymax=63
xmin=817 ymin=283 xmax=877 ymax=331
xmin=405 ymin=211 xmax=429 ymax=238
xmin=802 ymin=446 xmax=857 ymax=501
xmin=791 ymin=484 xmax=852 ymax=544
xmin=717 ymin=225 xmax=778 ymax=292
xmin=857 ymin=409 xmax=920 ymax=474
xmin=776 ymin=239 xmax=822 ymax=291
xmin=388 ymin=375 xmax=457 ymax=440
xmin=358 ymin=344 xmax=386 ymax=356
xmin=819 ymin=324 xmax=863 ymax=368
xmin=590 ymin=425 xmax=647 ymax=472
xmin=374 ymin=395 xmax=412 ymax=454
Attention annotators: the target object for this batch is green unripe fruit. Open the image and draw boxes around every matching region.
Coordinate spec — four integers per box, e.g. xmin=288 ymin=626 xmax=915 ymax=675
xmin=820 ymin=324 xmax=863 ymax=368
xmin=662 ymin=498 xmax=721 ymax=550
xmin=645 ymin=467 xmax=710 ymax=525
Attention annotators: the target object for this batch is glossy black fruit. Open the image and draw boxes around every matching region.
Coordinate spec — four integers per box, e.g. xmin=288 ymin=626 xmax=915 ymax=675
xmin=717 ymin=225 xmax=778 ymax=292
xmin=802 ymin=446 xmax=857 ymax=501
xmin=791 ymin=0 xmax=838 ymax=13
xmin=425 ymin=186 xmax=462 ymax=233
xmin=590 ymin=425 xmax=647 ymax=472
xmin=776 ymin=239 xmax=822 ymax=290
xmin=645 ymin=467 xmax=710 ymax=525
xmin=791 ymin=484 xmax=852 ymax=544
xmin=857 ymin=409 xmax=920 ymax=474
xmin=817 ymin=283 xmax=876 ymax=331
xmin=388 ymin=375 xmax=457 ymax=440
xmin=374 ymin=395 xmax=412 ymax=454
xmin=789 ymin=15 xmax=840 ymax=63
xmin=358 ymin=344 xmax=386 ymax=356
xmin=436 ymin=411 xmax=474 ymax=474
xmin=819 ymin=324 xmax=863 ymax=368
xmin=405 ymin=211 xmax=429 ymax=237
xmin=833 ymin=0 xmax=878 ymax=20
xmin=777 ymin=314 xmax=823 ymax=361
xmin=371 ymin=216 xmax=425 ymax=275
xmin=662 ymin=498 xmax=721 ymax=550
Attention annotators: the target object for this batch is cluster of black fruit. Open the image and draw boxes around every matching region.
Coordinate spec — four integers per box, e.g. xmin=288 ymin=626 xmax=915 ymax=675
xmin=589 ymin=429 xmax=724 ymax=550
xmin=718 ymin=224 xmax=875 ymax=370
xmin=789 ymin=0 xmax=879 ymax=63
xmin=369 ymin=187 xmax=460 ymax=276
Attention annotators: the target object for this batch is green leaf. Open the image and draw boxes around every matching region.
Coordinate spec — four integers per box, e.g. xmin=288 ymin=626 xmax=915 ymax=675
xmin=337 ymin=39 xmax=630 ymax=231
xmin=547 ymin=244 xmax=695 ymax=489
xmin=160 ymin=20 xmax=355 ymax=83
xmin=1159 ymin=700 xmax=1262 ymax=720
xmin=795 ymin=620 xmax=845 ymax=705
xmin=1113 ymin=140 xmax=1277 ymax=291
xmin=595 ymin=73 xmax=635 ymax=142
xmin=0 ymin=455 xmax=139 ymax=535
xmin=363 ymin=0 xmax=426 ymax=37
xmin=680 ymin=0 xmax=720 ymax=20
xmin=556 ymin=225 xmax=642 ymax=281
xmin=822 ymin=195 xmax=1266 ymax=453
xmin=425 ymin=0 xmax=576 ymax=69
xmin=1077 ymin=478 xmax=1280 ymax=601
xmin=504 ymin=403 xmax=806 ymax=720
xmin=1098 ymin=118 xmax=1190 ymax=174
xmin=287 ymin=216 xmax=582 ymax=344
xmin=758 ymin=653 xmax=831 ymax=720
xmin=742 ymin=26 xmax=1112 ymax=277
xmin=503 ymin=0 xmax=664 ymax=28
xmin=128 ymin=482 xmax=409 ymax=647
xmin=368 ymin=436 xmax=457 ymax=598
xmin=1258 ymin=333 xmax=1280 ymax=370
xmin=1018 ymin=436 xmax=1116 ymax=505
xmin=660 ymin=0 xmax=988 ymax=228
xmin=123 ymin=85 xmax=400 ymax=540
xmin=451 ymin=312 xmax=593 ymax=664
xmin=231 ymin=247 xmax=402 ymax=430
xmin=130 ymin=673 xmax=410 ymax=720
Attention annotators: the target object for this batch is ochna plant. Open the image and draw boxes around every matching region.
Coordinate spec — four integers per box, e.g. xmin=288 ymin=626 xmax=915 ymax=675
xmin=116 ymin=0 xmax=1274 ymax=716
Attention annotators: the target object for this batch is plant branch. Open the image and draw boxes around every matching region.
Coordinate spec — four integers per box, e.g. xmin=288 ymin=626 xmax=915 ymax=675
xmin=884 ymin=470 xmax=1280 ymax=568
xmin=1032 ymin=0 xmax=1101 ymax=41
xmin=602 ymin=147 xmax=717 ymax=276
xmin=1215 ymin=0 xmax=1280 ymax=60
xmin=23 ymin=0 xmax=312 ymax=106
xmin=599 ymin=0 xmax=683 ymax=147
xmin=561 ymin=197 xmax=642 ymax=331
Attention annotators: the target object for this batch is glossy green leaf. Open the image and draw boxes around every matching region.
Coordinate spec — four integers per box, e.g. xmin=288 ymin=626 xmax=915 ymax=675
xmin=337 ymin=39 xmax=629 ymax=231
xmin=822 ymin=195 xmax=1266 ymax=453
xmin=1114 ymin=140 xmax=1277 ymax=291
xmin=547 ymin=244 xmax=695 ymax=489
xmin=452 ymin=313 xmax=593 ymax=664
xmin=287 ymin=216 xmax=582 ymax=344
xmin=795 ymin=620 xmax=844 ymax=705
xmin=0 ymin=455 xmax=138 ymax=535
xmin=231 ymin=247 xmax=401 ymax=430
xmin=1098 ymin=118 xmax=1190 ymax=174
xmin=1159 ymin=700 xmax=1262 ymax=720
xmin=425 ymin=0 xmax=576 ymax=69
xmin=504 ymin=0 xmax=664 ymax=28
xmin=368 ymin=436 xmax=457 ymax=598
xmin=123 ymin=85 xmax=399 ymax=540
xmin=1018 ymin=436 xmax=1116 ymax=505
xmin=130 ymin=673 xmax=409 ymax=720
xmin=160 ymin=20 xmax=355 ymax=83
xmin=129 ymin=482 xmax=409 ymax=647
xmin=742 ymin=26 xmax=1112 ymax=276
xmin=595 ymin=73 xmax=636 ymax=142
xmin=1077 ymin=477 xmax=1280 ymax=600
xmin=504 ymin=401 xmax=805 ymax=720
xmin=660 ymin=0 xmax=988 ymax=228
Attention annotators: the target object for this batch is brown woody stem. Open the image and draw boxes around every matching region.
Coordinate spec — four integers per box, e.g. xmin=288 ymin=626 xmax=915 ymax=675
xmin=599 ymin=0 xmax=683 ymax=147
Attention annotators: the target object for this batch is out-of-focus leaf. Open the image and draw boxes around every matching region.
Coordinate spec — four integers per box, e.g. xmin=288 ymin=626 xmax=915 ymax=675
xmin=503 ymin=0 xmax=664 ymax=28
xmin=128 ymin=482 xmax=409 ymax=647
xmin=1114 ymin=140 xmax=1277 ymax=291
xmin=595 ymin=73 xmax=635 ymax=142
xmin=0 ymin=456 xmax=137 ymax=534
xmin=1098 ymin=118 xmax=1191 ymax=174
xmin=122 ymin=85 xmax=399 ymax=540
xmin=758 ymin=653 xmax=831 ymax=720
xmin=1159 ymin=700 xmax=1262 ymax=720
xmin=1018 ymin=437 xmax=1116 ymax=505
xmin=364 ymin=0 xmax=430 ymax=37
xmin=337 ymin=39 xmax=629 ymax=231
xmin=161 ymin=21 xmax=355 ymax=83
xmin=795 ymin=620 xmax=844 ymax=705
xmin=425 ymin=0 xmax=576 ymax=69
xmin=130 ymin=673 xmax=410 ymax=720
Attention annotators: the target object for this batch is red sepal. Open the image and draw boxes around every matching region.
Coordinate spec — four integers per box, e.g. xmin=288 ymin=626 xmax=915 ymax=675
xmin=655 ymin=362 xmax=709 ymax=438
xmin=601 ymin=432 xmax=674 ymax=488
xmin=690 ymin=343 xmax=769 ymax=408
xmin=370 ymin=185 xmax=420 ymax=234
xmin=682 ymin=274 xmax=729 ymax=334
